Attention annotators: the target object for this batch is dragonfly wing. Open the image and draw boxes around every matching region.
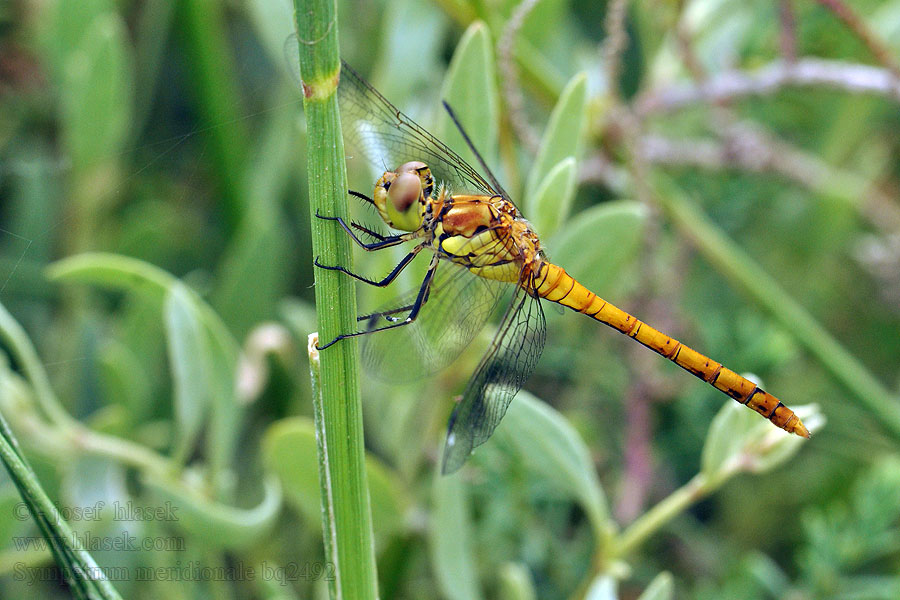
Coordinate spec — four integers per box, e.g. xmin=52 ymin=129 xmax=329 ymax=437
xmin=361 ymin=259 xmax=507 ymax=383
xmin=441 ymin=284 xmax=547 ymax=474
xmin=338 ymin=60 xmax=508 ymax=199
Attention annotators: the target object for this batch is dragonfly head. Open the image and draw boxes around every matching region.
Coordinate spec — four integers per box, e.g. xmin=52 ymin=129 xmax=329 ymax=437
xmin=374 ymin=161 xmax=433 ymax=231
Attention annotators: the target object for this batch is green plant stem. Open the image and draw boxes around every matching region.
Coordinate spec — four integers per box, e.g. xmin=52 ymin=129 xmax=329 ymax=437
xmin=615 ymin=473 xmax=710 ymax=558
xmin=293 ymin=1 xmax=378 ymax=598
xmin=1 ymin=299 xmax=175 ymax=477
xmin=652 ymin=176 xmax=900 ymax=440
xmin=309 ymin=336 xmax=338 ymax=600
xmin=0 ymin=300 xmax=77 ymax=429
xmin=72 ymin=426 xmax=172 ymax=476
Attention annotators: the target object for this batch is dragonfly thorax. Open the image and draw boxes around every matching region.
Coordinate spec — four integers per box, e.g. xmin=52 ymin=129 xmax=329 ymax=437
xmin=373 ymin=161 xmax=434 ymax=231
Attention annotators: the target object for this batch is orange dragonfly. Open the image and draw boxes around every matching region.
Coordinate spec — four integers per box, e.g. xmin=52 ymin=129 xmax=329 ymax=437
xmin=315 ymin=60 xmax=809 ymax=474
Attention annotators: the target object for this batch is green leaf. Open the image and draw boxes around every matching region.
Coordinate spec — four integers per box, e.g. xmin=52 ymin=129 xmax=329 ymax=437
xmin=40 ymin=0 xmax=114 ymax=81
xmin=524 ymin=72 xmax=587 ymax=212
xmin=499 ymin=562 xmax=537 ymax=600
xmin=371 ymin=0 xmax=445 ymax=100
xmin=529 ymin=157 xmax=577 ymax=237
xmin=852 ymin=456 xmax=900 ymax=533
xmin=50 ymin=253 xmax=243 ymax=492
xmin=212 ymin=207 xmax=290 ymax=338
xmin=97 ymin=340 xmax=152 ymax=422
xmin=637 ymin=572 xmax=674 ymax=600
xmin=143 ymin=474 xmax=282 ymax=551
xmin=429 ymin=470 xmax=482 ymax=600
xmin=261 ymin=417 xmax=407 ymax=540
xmin=438 ymin=22 xmax=498 ymax=173
xmin=496 ymin=392 xmax=610 ymax=537
xmin=199 ymin=303 xmax=241 ymax=497
xmin=263 ymin=417 xmax=320 ymax=523
xmin=47 ymin=252 xmax=178 ymax=304
xmin=212 ymin=94 xmax=296 ymax=338
xmin=548 ymin=200 xmax=648 ymax=299
xmin=164 ymin=283 xmax=211 ymax=466
xmin=59 ymin=13 xmax=133 ymax=171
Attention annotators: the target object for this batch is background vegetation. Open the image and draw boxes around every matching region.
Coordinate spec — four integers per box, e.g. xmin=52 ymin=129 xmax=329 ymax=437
xmin=1 ymin=0 xmax=899 ymax=598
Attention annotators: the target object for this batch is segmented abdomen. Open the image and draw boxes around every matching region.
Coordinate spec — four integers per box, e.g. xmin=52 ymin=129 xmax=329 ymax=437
xmin=532 ymin=262 xmax=809 ymax=437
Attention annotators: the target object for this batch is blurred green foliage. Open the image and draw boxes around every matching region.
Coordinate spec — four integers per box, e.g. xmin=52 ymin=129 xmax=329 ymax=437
xmin=0 ymin=0 xmax=899 ymax=598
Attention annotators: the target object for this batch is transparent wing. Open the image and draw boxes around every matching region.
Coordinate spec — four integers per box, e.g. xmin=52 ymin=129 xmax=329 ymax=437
xmin=441 ymin=282 xmax=547 ymax=474
xmin=338 ymin=60 xmax=509 ymax=199
xmin=361 ymin=252 xmax=508 ymax=383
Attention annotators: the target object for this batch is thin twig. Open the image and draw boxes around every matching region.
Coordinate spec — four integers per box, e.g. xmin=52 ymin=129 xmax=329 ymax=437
xmin=674 ymin=0 xmax=707 ymax=83
xmin=601 ymin=0 xmax=629 ymax=102
xmin=582 ymin=123 xmax=900 ymax=235
xmin=635 ymin=58 xmax=900 ymax=116
xmin=497 ymin=0 xmax=542 ymax=154
xmin=637 ymin=125 xmax=900 ymax=233
xmin=615 ymin=375 xmax=653 ymax=525
xmin=778 ymin=0 xmax=798 ymax=63
xmin=815 ymin=0 xmax=900 ymax=77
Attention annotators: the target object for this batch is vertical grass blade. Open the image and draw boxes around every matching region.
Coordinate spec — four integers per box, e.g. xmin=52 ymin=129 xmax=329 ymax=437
xmin=292 ymin=1 xmax=378 ymax=598
xmin=0 ymin=410 xmax=123 ymax=599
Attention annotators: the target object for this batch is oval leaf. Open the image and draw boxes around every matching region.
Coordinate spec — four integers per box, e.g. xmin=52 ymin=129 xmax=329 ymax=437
xmin=495 ymin=392 xmax=609 ymax=535
xmin=524 ymin=72 xmax=587 ymax=211
xmin=548 ymin=200 xmax=648 ymax=298
xmin=429 ymin=469 xmax=483 ymax=600
xmin=438 ymin=22 xmax=498 ymax=176
xmin=47 ymin=252 xmax=178 ymax=303
xmin=164 ymin=283 xmax=210 ymax=464
xmin=97 ymin=340 xmax=151 ymax=423
xmin=262 ymin=417 xmax=407 ymax=540
xmin=530 ymin=157 xmax=577 ymax=237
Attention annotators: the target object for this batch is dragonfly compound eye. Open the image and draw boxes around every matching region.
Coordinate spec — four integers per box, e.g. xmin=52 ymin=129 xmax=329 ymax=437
xmin=387 ymin=172 xmax=422 ymax=214
xmin=397 ymin=161 xmax=434 ymax=198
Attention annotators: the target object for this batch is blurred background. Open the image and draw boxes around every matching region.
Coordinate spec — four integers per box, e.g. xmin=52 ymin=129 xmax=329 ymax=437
xmin=1 ymin=0 xmax=900 ymax=598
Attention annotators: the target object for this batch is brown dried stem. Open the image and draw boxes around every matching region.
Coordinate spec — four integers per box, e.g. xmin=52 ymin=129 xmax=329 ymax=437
xmin=778 ymin=0 xmax=799 ymax=62
xmin=635 ymin=58 xmax=900 ymax=116
xmin=815 ymin=0 xmax=900 ymax=77
xmin=601 ymin=0 xmax=630 ymax=102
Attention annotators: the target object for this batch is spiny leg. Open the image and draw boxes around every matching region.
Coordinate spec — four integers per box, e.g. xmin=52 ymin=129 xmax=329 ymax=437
xmin=315 ymin=209 xmax=411 ymax=250
xmin=357 ymin=304 xmax=413 ymax=324
xmin=314 ymin=245 xmax=423 ymax=287
xmin=354 ymin=275 xmax=434 ymax=324
xmin=316 ymin=256 xmax=439 ymax=350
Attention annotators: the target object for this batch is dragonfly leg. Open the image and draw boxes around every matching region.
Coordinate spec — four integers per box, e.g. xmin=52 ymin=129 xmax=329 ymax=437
xmin=348 ymin=189 xmax=375 ymax=204
xmin=350 ymin=222 xmax=388 ymax=242
xmin=315 ymin=209 xmax=410 ymax=250
xmin=314 ymin=245 xmax=423 ymax=287
xmin=316 ymin=256 xmax=438 ymax=350
xmin=356 ymin=303 xmax=414 ymax=323
xmin=352 ymin=270 xmax=433 ymax=320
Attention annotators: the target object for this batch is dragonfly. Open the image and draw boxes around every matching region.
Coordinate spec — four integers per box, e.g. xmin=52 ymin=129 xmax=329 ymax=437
xmin=314 ymin=60 xmax=810 ymax=474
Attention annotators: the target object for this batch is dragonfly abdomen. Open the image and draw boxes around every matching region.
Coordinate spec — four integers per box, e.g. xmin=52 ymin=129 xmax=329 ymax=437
xmin=534 ymin=262 xmax=809 ymax=438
